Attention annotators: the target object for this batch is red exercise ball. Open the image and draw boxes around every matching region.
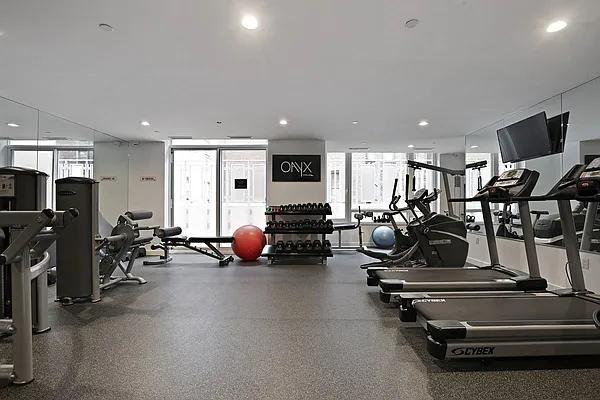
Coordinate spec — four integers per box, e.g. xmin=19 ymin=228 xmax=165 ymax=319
xmin=232 ymin=225 xmax=266 ymax=261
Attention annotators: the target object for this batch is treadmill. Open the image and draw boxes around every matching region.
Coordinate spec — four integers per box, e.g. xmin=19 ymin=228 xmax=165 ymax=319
xmin=374 ymin=168 xmax=547 ymax=310
xmin=413 ymin=159 xmax=600 ymax=359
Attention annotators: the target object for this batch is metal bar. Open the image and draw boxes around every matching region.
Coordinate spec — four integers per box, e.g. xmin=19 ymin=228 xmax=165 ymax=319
xmin=406 ymin=160 xmax=465 ymax=176
xmin=11 ymin=243 xmax=33 ymax=384
xmin=0 ymin=211 xmax=54 ymax=263
xmin=518 ymin=201 xmax=541 ymax=278
xmin=481 ymin=201 xmax=500 ymax=267
xmin=580 ymin=201 xmax=598 ymax=251
xmin=442 ymin=173 xmax=455 ymax=217
xmin=33 ymin=252 xmax=50 ymax=333
xmin=558 ymin=199 xmax=586 ymax=291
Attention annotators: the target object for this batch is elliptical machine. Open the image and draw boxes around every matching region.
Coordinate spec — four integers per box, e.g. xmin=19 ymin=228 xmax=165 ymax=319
xmin=356 ymin=178 xmax=416 ymax=262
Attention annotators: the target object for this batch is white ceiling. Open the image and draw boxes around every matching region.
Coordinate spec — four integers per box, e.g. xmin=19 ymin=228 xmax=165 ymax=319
xmin=1 ymin=0 xmax=600 ymax=151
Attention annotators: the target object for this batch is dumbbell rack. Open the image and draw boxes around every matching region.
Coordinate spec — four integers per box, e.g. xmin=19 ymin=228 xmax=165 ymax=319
xmin=263 ymin=206 xmax=333 ymax=265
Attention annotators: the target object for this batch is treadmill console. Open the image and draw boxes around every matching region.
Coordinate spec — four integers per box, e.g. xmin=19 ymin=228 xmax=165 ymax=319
xmin=577 ymin=157 xmax=600 ymax=197
xmin=478 ymin=168 xmax=539 ymax=200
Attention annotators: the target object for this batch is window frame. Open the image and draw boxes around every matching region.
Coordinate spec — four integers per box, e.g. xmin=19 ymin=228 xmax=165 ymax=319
xmin=326 ymin=151 xmax=438 ymax=223
xmin=169 ymin=144 xmax=267 ymax=239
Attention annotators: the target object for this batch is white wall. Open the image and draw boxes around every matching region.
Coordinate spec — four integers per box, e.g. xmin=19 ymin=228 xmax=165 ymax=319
xmin=267 ymin=139 xmax=326 ymax=205
xmin=128 ymin=142 xmax=166 ymax=229
xmin=94 ymin=141 xmax=129 ymax=223
xmin=467 ymin=232 xmax=600 ymax=293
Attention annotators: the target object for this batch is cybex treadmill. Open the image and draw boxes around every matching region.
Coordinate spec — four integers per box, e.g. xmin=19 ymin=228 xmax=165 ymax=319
xmin=374 ymin=168 xmax=547 ymax=309
xmin=414 ymin=159 xmax=600 ymax=359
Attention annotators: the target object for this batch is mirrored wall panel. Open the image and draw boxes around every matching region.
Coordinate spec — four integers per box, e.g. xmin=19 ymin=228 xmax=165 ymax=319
xmin=465 ymin=76 xmax=600 ymax=254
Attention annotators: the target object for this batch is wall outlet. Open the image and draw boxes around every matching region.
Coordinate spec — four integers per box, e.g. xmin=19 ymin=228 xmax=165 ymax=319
xmin=582 ymin=257 xmax=590 ymax=270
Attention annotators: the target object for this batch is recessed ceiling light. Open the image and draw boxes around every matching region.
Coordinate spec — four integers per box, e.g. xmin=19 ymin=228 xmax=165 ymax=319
xmin=140 ymin=121 xmax=151 ymax=126
xmin=241 ymin=15 xmax=259 ymax=30
xmin=405 ymin=19 xmax=419 ymax=29
xmin=279 ymin=119 xmax=288 ymax=126
xmin=6 ymin=122 xmax=20 ymax=127
xmin=418 ymin=120 xmax=429 ymax=127
xmin=546 ymin=20 xmax=567 ymax=33
xmin=470 ymin=145 xmax=479 ymax=149
xmin=408 ymin=144 xmax=415 ymax=148
xmin=352 ymin=121 xmax=359 ymax=125
xmin=98 ymin=23 xmax=114 ymax=32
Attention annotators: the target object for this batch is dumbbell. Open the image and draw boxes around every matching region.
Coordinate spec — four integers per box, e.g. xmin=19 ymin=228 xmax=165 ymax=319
xmin=304 ymin=240 xmax=313 ymax=251
xmin=313 ymin=240 xmax=322 ymax=251
xmin=316 ymin=220 xmax=325 ymax=229
xmin=466 ymin=223 xmax=481 ymax=231
xmin=285 ymin=240 xmax=295 ymax=252
xmin=323 ymin=240 xmax=331 ymax=251
xmin=324 ymin=203 xmax=332 ymax=214
xmin=466 ymin=215 xmax=476 ymax=223
xmin=296 ymin=240 xmax=305 ymax=252
xmin=276 ymin=240 xmax=285 ymax=252
xmin=325 ymin=220 xmax=333 ymax=229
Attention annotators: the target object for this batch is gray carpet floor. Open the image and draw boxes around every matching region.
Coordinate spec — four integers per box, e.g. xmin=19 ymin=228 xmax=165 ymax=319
xmin=1 ymin=252 xmax=600 ymax=400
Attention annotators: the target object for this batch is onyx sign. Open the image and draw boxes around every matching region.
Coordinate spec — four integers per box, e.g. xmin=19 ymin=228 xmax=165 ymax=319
xmin=272 ymin=155 xmax=321 ymax=182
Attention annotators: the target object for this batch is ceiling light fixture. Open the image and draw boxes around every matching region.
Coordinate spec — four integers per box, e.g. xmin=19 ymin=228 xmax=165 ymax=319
xmin=216 ymin=121 xmax=223 ymax=125
xmin=279 ymin=119 xmax=288 ymax=126
xmin=546 ymin=20 xmax=567 ymax=33
xmin=470 ymin=145 xmax=479 ymax=149
xmin=407 ymin=144 xmax=415 ymax=148
xmin=418 ymin=120 xmax=429 ymax=127
xmin=6 ymin=122 xmax=20 ymax=127
xmin=98 ymin=23 xmax=114 ymax=32
xmin=241 ymin=15 xmax=259 ymax=30
xmin=405 ymin=19 xmax=419 ymax=29
xmin=352 ymin=121 xmax=359 ymax=125
xmin=348 ymin=147 xmax=369 ymax=151
xmin=140 ymin=121 xmax=151 ymax=126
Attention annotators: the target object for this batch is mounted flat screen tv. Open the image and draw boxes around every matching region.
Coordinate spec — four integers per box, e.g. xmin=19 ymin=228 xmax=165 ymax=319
xmin=497 ymin=111 xmax=552 ymax=163
xmin=546 ymin=111 xmax=569 ymax=153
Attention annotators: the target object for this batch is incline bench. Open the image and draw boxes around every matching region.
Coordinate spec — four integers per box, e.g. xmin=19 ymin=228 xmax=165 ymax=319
xmin=143 ymin=226 xmax=234 ymax=267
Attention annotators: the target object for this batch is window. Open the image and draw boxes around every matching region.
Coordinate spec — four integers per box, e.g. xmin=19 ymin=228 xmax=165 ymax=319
xmin=11 ymin=147 xmax=94 ymax=209
xmin=412 ymin=152 xmax=436 ymax=193
xmin=220 ymin=149 xmax=266 ymax=236
xmin=465 ymin=153 xmax=493 ymax=221
xmin=326 ymin=153 xmax=346 ymax=219
xmin=351 ymin=153 xmax=408 ymax=211
xmin=171 ymin=147 xmax=267 ymax=239
xmin=172 ymin=150 xmax=218 ymax=237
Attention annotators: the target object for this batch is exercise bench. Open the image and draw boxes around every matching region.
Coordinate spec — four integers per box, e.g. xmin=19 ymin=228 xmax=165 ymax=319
xmin=144 ymin=227 xmax=235 ymax=267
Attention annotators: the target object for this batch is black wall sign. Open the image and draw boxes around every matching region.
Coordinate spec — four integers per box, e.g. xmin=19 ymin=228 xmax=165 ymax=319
xmin=234 ymin=179 xmax=248 ymax=189
xmin=272 ymin=154 xmax=321 ymax=182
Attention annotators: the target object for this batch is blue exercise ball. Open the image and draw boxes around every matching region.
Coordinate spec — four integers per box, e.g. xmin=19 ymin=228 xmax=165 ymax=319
xmin=371 ymin=226 xmax=395 ymax=249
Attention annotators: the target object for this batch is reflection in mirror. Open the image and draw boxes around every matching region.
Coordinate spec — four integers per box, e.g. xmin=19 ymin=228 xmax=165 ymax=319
xmin=465 ymin=75 xmax=600 ymax=255
xmin=0 ymin=97 xmax=40 ymax=170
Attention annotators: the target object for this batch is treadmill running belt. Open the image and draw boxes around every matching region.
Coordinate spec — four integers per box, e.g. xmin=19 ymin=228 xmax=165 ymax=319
xmin=376 ymin=268 xmax=517 ymax=292
xmin=415 ymin=296 xmax=600 ymax=323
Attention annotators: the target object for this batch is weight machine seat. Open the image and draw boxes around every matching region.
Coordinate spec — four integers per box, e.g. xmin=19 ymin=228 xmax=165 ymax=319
xmin=333 ymin=223 xmax=357 ymax=231
xmin=155 ymin=226 xmax=182 ymax=238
